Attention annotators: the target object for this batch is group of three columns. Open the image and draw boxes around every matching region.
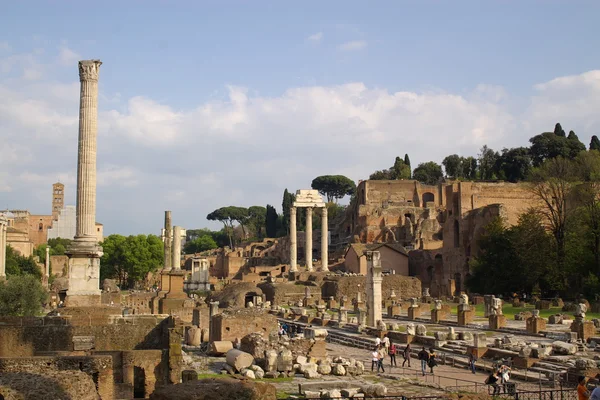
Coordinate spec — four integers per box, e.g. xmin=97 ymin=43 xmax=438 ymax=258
xmin=289 ymin=206 xmax=328 ymax=272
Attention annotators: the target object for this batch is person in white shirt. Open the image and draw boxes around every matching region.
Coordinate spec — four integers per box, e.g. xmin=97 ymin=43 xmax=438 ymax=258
xmin=382 ymin=335 xmax=390 ymax=352
xmin=375 ymin=337 xmax=381 ymax=347
xmin=371 ymin=348 xmax=379 ymax=372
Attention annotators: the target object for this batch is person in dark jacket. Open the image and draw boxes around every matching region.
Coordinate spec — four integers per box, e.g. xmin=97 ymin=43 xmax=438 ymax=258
xmin=418 ymin=347 xmax=429 ymax=376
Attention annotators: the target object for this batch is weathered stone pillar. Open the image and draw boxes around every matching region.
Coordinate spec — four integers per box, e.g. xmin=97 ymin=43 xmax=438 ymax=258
xmin=172 ymin=226 xmax=182 ymax=270
xmin=320 ymin=207 xmax=328 ymax=271
xmin=75 ymin=60 xmax=102 ymax=241
xmin=45 ymin=245 xmax=50 ymax=278
xmin=0 ymin=216 xmax=6 ymax=278
xmin=290 ymin=207 xmax=297 ymax=272
xmin=65 ymin=60 xmax=103 ymax=306
xmin=366 ymin=251 xmax=383 ymax=327
xmin=164 ymin=211 xmax=172 ymax=270
xmin=305 ymin=207 xmax=313 ymax=271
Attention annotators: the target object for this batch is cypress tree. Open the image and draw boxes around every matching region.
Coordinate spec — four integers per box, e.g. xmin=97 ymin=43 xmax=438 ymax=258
xmin=590 ymin=135 xmax=600 ymax=151
xmin=404 ymin=154 xmax=412 ymax=179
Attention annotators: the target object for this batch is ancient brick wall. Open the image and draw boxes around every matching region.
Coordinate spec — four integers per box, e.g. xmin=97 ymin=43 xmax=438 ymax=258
xmin=0 ymin=355 xmax=114 ymax=399
xmin=210 ymin=309 xmax=278 ymax=342
xmin=258 ymin=282 xmax=306 ymax=306
xmin=29 ymin=214 xmax=53 ymax=247
xmin=0 ymin=315 xmax=172 ymax=357
xmin=321 ymin=275 xmax=421 ymax=301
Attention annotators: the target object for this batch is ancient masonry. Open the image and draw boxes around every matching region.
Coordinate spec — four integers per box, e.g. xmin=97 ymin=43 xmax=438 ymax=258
xmin=0 ymin=215 xmax=7 ymax=277
xmin=289 ymin=189 xmax=328 ymax=272
xmin=65 ymin=60 xmax=103 ymax=307
xmin=365 ymin=250 xmax=383 ymax=327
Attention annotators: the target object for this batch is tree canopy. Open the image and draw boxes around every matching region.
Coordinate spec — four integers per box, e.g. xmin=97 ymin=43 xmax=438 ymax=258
xmin=100 ymin=234 xmax=163 ymax=288
xmin=369 ymin=155 xmax=412 ymax=180
xmin=207 ymin=206 xmax=250 ymax=248
xmin=311 ymin=175 xmax=356 ymax=202
xmin=0 ymin=275 xmax=48 ymax=316
xmin=412 ymin=161 xmax=443 ymax=185
xmin=6 ymin=245 xmax=41 ymax=278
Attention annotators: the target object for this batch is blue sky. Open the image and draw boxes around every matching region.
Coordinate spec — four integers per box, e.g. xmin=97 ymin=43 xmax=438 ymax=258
xmin=1 ymin=1 xmax=600 ymax=235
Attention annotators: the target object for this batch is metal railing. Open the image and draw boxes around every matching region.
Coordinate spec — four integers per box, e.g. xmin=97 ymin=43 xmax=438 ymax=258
xmin=292 ymin=390 xmax=578 ymax=400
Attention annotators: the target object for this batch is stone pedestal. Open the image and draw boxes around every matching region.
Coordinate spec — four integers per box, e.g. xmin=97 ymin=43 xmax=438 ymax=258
xmin=458 ymin=309 xmax=474 ymax=326
xmin=165 ymin=271 xmax=186 ymax=299
xmin=489 ymin=314 xmax=506 ymax=330
xmin=408 ymin=307 xmax=421 ymax=320
xmin=571 ymin=320 xmax=596 ymax=341
xmin=467 ymin=345 xmax=488 ymax=359
xmin=526 ymin=316 xmax=546 ymax=334
xmin=388 ymin=305 xmax=401 ymax=317
xmin=65 ymin=242 xmax=102 ymax=307
xmin=431 ymin=309 xmax=446 ymax=323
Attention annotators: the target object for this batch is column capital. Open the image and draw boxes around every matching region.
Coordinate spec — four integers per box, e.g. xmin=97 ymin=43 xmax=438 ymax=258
xmin=79 ymin=60 xmax=102 ymax=82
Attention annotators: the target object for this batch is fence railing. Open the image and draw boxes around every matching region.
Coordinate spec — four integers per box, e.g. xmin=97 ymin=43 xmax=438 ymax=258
xmin=292 ymin=390 xmax=578 ymax=400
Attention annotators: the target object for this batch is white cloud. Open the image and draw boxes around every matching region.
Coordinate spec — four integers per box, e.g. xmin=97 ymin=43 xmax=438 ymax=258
xmin=1 ymin=45 xmax=599 ymax=235
xmin=338 ymin=40 xmax=367 ymax=51
xmin=307 ymin=32 xmax=323 ymax=42
xmin=57 ymin=46 xmax=81 ymax=66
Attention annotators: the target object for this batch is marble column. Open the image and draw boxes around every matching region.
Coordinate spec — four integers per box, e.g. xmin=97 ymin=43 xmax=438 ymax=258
xmin=320 ymin=207 xmax=328 ymax=271
xmin=0 ymin=216 xmax=6 ymax=278
xmin=75 ymin=60 xmax=102 ymax=242
xmin=305 ymin=207 xmax=313 ymax=271
xmin=366 ymin=251 xmax=383 ymax=327
xmin=45 ymin=246 xmax=50 ymax=278
xmin=163 ymin=211 xmax=172 ymax=270
xmin=172 ymin=226 xmax=182 ymax=270
xmin=65 ymin=60 xmax=103 ymax=306
xmin=290 ymin=207 xmax=297 ymax=272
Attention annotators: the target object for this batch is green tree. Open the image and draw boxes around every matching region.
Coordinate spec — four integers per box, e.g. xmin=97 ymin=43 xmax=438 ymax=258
xmin=281 ymin=189 xmax=295 ymax=234
xmin=0 ymin=275 xmax=48 ymax=316
xmin=247 ymin=206 xmax=267 ymax=239
xmin=442 ymin=154 xmax=463 ymax=179
xmin=100 ymin=234 xmax=163 ymax=288
xmin=494 ymin=147 xmax=532 ymax=182
xmin=528 ymin=125 xmax=583 ymax=167
xmin=529 ymin=156 xmax=578 ymax=283
xmin=369 ymin=169 xmax=392 ymax=180
xmin=5 ymin=246 xmax=42 ymax=278
xmin=554 ymin=122 xmax=566 ymax=137
xmin=184 ymin=235 xmax=218 ymax=254
xmin=412 ymin=161 xmax=443 ymax=185
xmin=311 ymin=175 xmax=356 ymax=202
xmin=404 ymin=154 xmax=412 ymax=178
xmin=567 ymin=130 xmax=586 ymax=158
xmin=478 ymin=145 xmax=498 ymax=180
xmin=207 ymin=206 xmax=249 ymax=248
xmin=390 ymin=157 xmax=411 ymax=180
xmin=590 ymin=135 xmax=600 ymax=151
xmin=463 ymin=156 xmax=478 ymax=180
xmin=265 ymin=205 xmax=278 ymax=238
xmin=186 ymin=228 xmax=214 ymax=242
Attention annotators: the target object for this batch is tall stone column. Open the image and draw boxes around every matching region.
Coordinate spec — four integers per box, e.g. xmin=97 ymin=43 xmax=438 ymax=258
xmin=305 ymin=207 xmax=313 ymax=271
xmin=66 ymin=60 xmax=103 ymax=307
xmin=0 ymin=216 xmax=6 ymax=278
xmin=366 ymin=251 xmax=383 ymax=328
xmin=172 ymin=226 xmax=182 ymax=270
xmin=163 ymin=211 xmax=172 ymax=270
xmin=290 ymin=207 xmax=297 ymax=272
xmin=75 ymin=60 xmax=102 ymax=242
xmin=320 ymin=207 xmax=328 ymax=271
xmin=45 ymin=246 xmax=50 ymax=278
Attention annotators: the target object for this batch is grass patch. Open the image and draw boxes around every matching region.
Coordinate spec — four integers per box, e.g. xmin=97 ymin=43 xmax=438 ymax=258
xmin=445 ymin=302 xmax=600 ymax=320
xmin=196 ymin=373 xmax=223 ymax=379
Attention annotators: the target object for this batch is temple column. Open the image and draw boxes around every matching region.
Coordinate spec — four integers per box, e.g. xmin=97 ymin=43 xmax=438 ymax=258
xmin=172 ymin=226 xmax=182 ymax=270
xmin=320 ymin=207 xmax=328 ymax=271
xmin=290 ymin=207 xmax=297 ymax=272
xmin=305 ymin=207 xmax=313 ymax=271
xmin=74 ymin=60 xmax=102 ymax=242
xmin=0 ymin=217 xmax=6 ymax=278
xmin=163 ymin=211 xmax=172 ymax=270
xmin=45 ymin=246 xmax=50 ymax=278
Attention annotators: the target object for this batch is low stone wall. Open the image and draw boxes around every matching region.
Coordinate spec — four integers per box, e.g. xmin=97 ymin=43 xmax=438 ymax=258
xmin=321 ymin=275 xmax=421 ymax=300
xmin=0 ymin=355 xmax=113 ymax=399
xmin=258 ymin=282 xmax=306 ymax=306
xmin=0 ymin=315 xmax=172 ymax=357
xmin=211 ymin=309 xmax=278 ymax=342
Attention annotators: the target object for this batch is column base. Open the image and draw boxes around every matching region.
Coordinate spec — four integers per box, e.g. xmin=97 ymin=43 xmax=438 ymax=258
xmin=66 ymin=240 xmax=102 ymax=307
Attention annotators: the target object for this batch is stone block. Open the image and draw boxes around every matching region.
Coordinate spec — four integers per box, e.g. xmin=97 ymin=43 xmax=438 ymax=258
xmin=186 ymin=327 xmax=201 ymax=346
xmin=548 ymin=314 xmax=563 ymax=324
xmin=431 ymin=309 xmax=447 ymax=323
xmin=415 ymin=324 xmax=427 ymax=336
xmin=181 ymin=370 xmax=198 ymax=383
xmin=526 ymin=316 xmax=546 ymax=334
xmin=387 ymin=305 xmax=401 ymax=317
xmin=304 ymin=328 xmax=328 ymax=339
xmin=535 ymin=300 xmax=551 ymax=310
xmin=210 ymin=341 xmax=233 ymax=355
xmin=226 ymin=349 xmax=254 ymax=372
xmin=458 ymin=309 xmax=474 ymax=326
xmin=408 ymin=307 xmax=421 ymax=320
xmin=552 ymin=341 xmax=577 ymax=355
xmin=489 ymin=314 xmax=506 ymax=330
xmin=571 ymin=320 xmax=596 ymax=341
xmin=277 ymin=349 xmax=293 ymax=372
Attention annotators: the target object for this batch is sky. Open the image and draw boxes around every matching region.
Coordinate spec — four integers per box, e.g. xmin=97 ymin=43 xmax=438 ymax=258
xmin=1 ymin=1 xmax=600 ymax=235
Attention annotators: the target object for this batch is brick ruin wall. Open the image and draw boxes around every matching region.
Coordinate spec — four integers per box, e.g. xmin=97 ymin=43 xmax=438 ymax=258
xmin=211 ymin=309 xmax=278 ymax=342
xmin=321 ymin=275 xmax=421 ymax=301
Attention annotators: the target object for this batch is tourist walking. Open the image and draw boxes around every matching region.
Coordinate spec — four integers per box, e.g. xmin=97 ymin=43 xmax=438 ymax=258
xmin=418 ymin=347 xmax=429 ymax=376
xmin=377 ymin=344 xmax=386 ymax=373
xmin=428 ymin=348 xmax=437 ymax=374
xmin=382 ymin=334 xmax=390 ymax=353
xmin=388 ymin=341 xmax=397 ymax=368
xmin=485 ymin=371 xmax=501 ymax=395
xmin=577 ymin=376 xmax=589 ymax=400
xmin=371 ymin=347 xmax=379 ymax=372
xmin=468 ymin=353 xmax=477 ymax=374
xmin=402 ymin=344 xmax=411 ymax=367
